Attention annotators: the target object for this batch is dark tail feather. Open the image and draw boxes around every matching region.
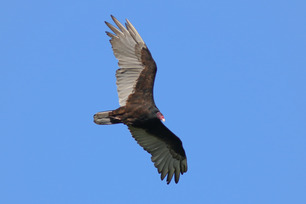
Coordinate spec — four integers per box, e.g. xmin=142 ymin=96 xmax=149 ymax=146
xmin=94 ymin=110 xmax=121 ymax=125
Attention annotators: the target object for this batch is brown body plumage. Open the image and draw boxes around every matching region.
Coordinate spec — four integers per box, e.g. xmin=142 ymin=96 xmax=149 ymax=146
xmin=94 ymin=15 xmax=187 ymax=184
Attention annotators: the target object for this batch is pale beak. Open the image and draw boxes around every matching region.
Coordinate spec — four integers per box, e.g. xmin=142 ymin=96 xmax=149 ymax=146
xmin=157 ymin=112 xmax=165 ymax=122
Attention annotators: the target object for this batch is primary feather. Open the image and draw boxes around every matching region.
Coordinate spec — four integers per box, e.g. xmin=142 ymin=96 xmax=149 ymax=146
xmin=94 ymin=15 xmax=187 ymax=184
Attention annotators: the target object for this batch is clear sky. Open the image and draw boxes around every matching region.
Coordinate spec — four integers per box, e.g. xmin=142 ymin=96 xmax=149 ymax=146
xmin=1 ymin=0 xmax=306 ymax=203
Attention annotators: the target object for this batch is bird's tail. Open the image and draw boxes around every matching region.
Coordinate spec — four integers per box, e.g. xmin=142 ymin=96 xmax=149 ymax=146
xmin=93 ymin=110 xmax=121 ymax=125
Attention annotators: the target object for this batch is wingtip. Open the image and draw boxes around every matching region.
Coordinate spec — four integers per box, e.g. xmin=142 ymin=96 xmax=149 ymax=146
xmin=110 ymin=15 xmax=119 ymax=24
xmin=125 ymin=18 xmax=132 ymax=25
xmin=108 ymin=15 xmax=118 ymax=26
xmin=180 ymin=159 xmax=188 ymax=173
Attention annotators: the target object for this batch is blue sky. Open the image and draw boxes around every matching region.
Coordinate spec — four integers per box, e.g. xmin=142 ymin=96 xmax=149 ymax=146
xmin=1 ymin=0 xmax=306 ymax=203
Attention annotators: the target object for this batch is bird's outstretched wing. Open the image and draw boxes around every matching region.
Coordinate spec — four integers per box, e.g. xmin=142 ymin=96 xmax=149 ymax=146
xmin=105 ymin=15 xmax=156 ymax=106
xmin=128 ymin=120 xmax=187 ymax=184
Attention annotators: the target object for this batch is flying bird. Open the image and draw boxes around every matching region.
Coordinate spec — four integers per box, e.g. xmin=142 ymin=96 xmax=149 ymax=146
xmin=94 ymin=15 xmax=187 ymax=184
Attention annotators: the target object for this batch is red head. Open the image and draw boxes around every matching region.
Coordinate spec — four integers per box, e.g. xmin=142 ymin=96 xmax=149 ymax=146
xmin=156 ymin=112 xmax=165 ymax=122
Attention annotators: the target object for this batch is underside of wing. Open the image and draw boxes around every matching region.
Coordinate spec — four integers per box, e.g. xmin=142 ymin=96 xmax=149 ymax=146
xmin=105 ymin=15 xmax=149 ymax=106
xmin=128 ymin=121 xmax=187 ymax=184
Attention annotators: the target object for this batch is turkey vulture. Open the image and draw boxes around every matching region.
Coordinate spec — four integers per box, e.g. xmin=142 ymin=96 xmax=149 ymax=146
xmin=94 ymin=15 xmax=187 ymax=184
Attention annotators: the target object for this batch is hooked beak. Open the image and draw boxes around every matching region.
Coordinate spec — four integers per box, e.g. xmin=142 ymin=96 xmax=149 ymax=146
xmin=157 ymin=112 xmax=165 ymax=122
